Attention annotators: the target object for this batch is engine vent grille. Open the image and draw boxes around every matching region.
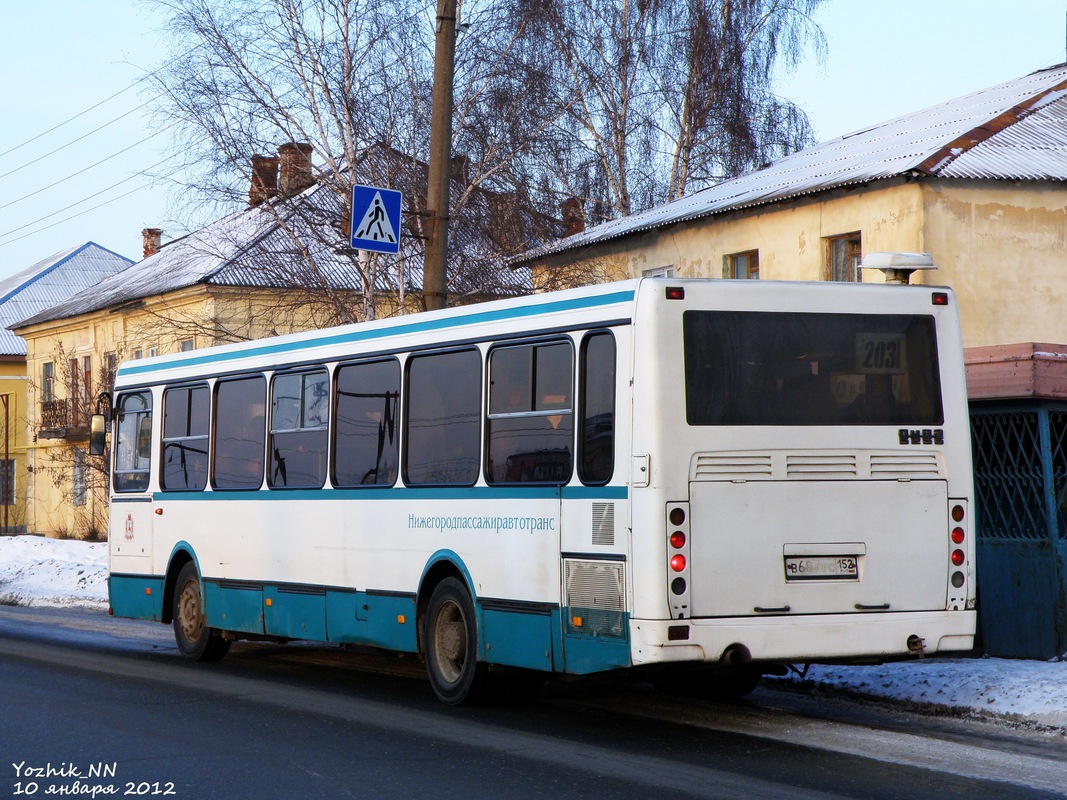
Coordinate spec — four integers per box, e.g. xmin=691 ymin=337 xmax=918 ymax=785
xmin=591 ymin=502 xmax=615 ymax=546
xmin=870 ymin=453 xmax=942 ymax=478
xmin=565 ymin=560 xmax=625 ymax=612
xmin=693 ymin=454 xmax=773 ymax=481
xmin=786 ymin=454 xmax=858 ymax=478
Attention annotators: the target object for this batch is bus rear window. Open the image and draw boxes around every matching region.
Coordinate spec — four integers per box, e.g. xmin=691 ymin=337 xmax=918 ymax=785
xmin=683 ymin=311 xmax=944 ymax=426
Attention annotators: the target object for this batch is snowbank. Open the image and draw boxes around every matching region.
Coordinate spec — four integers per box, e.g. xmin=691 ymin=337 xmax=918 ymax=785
xmin=0 ymin=534 xmax=108 ymax=609
xmin=775 ymin=659 xmax=1067 ymax=730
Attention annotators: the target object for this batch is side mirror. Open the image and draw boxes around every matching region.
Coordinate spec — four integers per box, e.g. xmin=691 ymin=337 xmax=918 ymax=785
xmin=89 ymin=414 xmax=107 ymax=456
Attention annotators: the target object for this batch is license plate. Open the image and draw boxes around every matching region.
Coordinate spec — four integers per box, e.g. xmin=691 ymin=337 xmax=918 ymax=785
xmin=784 ymin=555 xmax=859 ymax=581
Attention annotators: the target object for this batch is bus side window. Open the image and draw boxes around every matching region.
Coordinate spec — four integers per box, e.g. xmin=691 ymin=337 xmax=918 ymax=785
xmin=486 ymin=340 xmax=574 ymax=485
xmin=114 ymin=391 xmax=153 ymax=493
xmin=334 ymin=359 xmax=400 ymax=487
xmin=578 ymin=332 xmax=615 ymax=484
xmin=404 ymin=350 xmax=481 ymax=486
xmin=269 ymin=369 xmax=329 ymax=489
xmin=161 ymin=385 xmax=209 ymax=491
xmin=213 ymin=376 xmax=266 ymax=490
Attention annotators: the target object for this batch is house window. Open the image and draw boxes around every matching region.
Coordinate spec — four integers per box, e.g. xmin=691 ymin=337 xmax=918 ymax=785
xmin=73 ymin=449 xmax=87 ymax=507
xmin=104 ymin=353 xmax=117 ymax=389
xmin=180 ymin=339 xmax=194 ymax=352
xmin=0 ymin=459 xmax=13 ymax=506
xmin=724 ymin=250 xmax=760 ymax=280
xmin=69 ymin=358 xmax=80 ymax=425
xmin=826 ymin=233 xmax=862 ymax=282
xmin=642 ymin=266 xmax=675 ymax=278
xmin=82 ymin=356 xmax=92 ymax=421
xmin=42 ymin=362 xmax=54 ymax=403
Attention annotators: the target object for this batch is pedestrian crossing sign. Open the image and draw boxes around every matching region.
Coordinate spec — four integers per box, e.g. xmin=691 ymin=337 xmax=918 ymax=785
xmin=350 ymin=184 xmax=403 ymax=254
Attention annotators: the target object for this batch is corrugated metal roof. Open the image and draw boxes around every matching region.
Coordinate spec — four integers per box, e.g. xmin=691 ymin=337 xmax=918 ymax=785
xmin=16 ymin=144 xmax=546 ymax=329
xmin=0 ymin=243 xmax=133 ymax=355
xmin=515 ymin=63 xmax=1067 ymax=266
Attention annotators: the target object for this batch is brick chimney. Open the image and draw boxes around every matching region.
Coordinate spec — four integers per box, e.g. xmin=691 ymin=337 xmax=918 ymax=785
xmin=278 ymin=142 xmax=314 ymax=197
xmin=249 ymin=154 xmax=280 ymax=206
xmin=561 ymin=198 xmax=585 ymax=236
xmin=141 ymin=228 xmax=163 ymax=259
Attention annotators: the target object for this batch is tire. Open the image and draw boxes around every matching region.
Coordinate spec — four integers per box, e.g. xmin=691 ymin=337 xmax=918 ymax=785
xmin=172 ymin=561 xmax=231 ymax=661
xmin=423 ymin=577 xmax=486 ymax=705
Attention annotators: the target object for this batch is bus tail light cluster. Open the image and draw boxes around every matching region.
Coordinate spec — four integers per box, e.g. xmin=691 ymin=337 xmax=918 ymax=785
xmin=667 ymin=503 xmax=691 ymax=619
xmin=948 ymin=501 xmax=970 ymax=609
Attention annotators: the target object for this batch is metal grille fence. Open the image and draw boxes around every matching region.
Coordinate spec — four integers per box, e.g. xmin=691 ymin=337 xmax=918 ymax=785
xmin=970 ymin=404 xmax=1067 ymax=542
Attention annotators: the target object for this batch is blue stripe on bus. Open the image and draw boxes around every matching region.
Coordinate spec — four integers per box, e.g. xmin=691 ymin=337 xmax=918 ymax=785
xmin=149 ymin=485 xmax=629 ymax=502
xmin=118 ymin=289 xmax=636 ymax=378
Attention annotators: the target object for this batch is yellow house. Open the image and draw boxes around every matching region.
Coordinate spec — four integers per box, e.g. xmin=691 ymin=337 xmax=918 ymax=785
xmin=515 ymin=63 xmax=1067 ymax=350
xmin=0 ymin=243 xmax=132 ymax=534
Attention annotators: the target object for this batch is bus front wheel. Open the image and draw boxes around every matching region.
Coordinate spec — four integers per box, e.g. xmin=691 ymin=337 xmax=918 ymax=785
xmin=172 ymin=562 xmax=230 ymax=661
xmin=423 ymin=577 xmax=486 ymax=705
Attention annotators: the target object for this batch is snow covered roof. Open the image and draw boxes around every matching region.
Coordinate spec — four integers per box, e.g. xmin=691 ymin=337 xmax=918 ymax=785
xmin=11 ymin=186 xmax=360 ymax=329
xmin=0 ymin=243 xmax=133 ymax=355
xmin=515 ymin=63 xmax=1067 ymax=266
xmin=16 ymin=144 xmax=549 ymax=329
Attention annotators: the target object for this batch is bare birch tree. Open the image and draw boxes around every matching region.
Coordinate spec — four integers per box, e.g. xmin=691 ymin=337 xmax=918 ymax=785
xmin=510 ymin=0 xmax=824 ymax=223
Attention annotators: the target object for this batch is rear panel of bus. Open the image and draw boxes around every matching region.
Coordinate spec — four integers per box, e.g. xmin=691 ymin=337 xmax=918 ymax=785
xmin=627 ymin=278 xmax=976 ymax=668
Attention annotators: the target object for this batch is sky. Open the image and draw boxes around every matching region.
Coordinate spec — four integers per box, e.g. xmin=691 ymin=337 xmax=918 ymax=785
xmin=1 ymin=1 xmax=1067 ymax=282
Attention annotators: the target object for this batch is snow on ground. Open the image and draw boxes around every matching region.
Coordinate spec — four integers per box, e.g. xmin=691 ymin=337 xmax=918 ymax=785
xmin=0 ymin=534 xmax=107 ymax=609
xmin=773 ymin=659 xmax=1067 ymax=730
xmin=1 ymin=535 xmax=1065 ymax=732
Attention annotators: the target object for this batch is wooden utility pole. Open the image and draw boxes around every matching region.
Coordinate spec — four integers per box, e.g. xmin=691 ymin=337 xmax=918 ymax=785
xmin=423 ymin=0 xmax=458 ymax=312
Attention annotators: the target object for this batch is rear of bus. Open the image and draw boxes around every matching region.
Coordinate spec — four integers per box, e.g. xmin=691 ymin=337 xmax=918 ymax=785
xmin=627 ymin=278 xmax=976 ymax=678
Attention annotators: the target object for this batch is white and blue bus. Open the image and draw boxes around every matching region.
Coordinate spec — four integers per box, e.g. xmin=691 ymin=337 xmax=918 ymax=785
xmin=99 ymin=277 xmax=976 ymax=704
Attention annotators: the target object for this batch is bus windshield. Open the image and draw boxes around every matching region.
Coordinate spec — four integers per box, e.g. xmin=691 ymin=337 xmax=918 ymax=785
xmin=683 ymin=310 xmax=944 ymax=426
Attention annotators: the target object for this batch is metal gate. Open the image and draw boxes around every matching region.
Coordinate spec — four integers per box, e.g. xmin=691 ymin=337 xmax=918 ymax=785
xmin=970 ymin=402 xmax=1067 ymax=658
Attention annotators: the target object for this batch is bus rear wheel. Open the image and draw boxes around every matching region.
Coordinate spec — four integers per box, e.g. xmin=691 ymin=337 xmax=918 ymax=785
xmin=423 ymin=577 xmax=486 ymax=705
xmin=172 ymin=562 xmax=230 ymax=661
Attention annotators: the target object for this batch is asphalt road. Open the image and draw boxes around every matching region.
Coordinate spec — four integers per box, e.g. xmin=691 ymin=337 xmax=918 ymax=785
xmin=0 ymin=606 xmax=1063 ymax=799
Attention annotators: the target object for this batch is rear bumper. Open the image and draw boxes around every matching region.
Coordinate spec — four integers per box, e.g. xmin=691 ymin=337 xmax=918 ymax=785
xmin=630 ymin=610 xmax=976 ymax=666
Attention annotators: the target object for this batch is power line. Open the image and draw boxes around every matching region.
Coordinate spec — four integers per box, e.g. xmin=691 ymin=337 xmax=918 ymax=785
xmin=0 ymin=125 xmax=175 ymax=214
xmin=0 ymin=185 xmax=147 ymax=249
xmin=0 ymin=101 xmax=154 ymax=182
xmin=0 ymin=180 xmax=167 ymax=250
xmin=0 ymin=154 xmax=178 ymax=246
xmin=0 ymin=35 xmax=209 ymax=163
xmin=0 ymin=82 xmax=143 ymax=161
